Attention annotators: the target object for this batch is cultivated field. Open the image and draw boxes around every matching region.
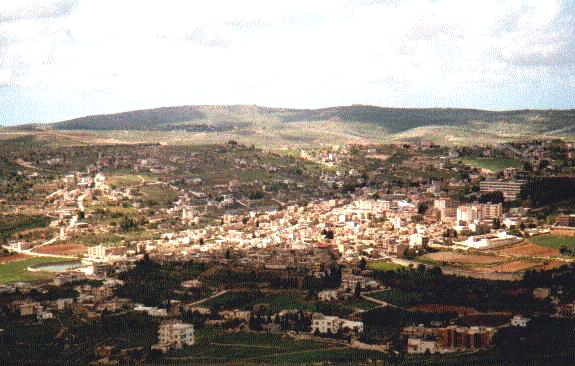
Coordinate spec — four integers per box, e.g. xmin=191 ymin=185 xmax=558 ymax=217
xmin=424 ymin=251 xmax=504 ymax=264
xmin=0 ymin=256 xmax=67 ymax=283
xmin=494 ymin=242 xmax=560 ymax=257
xmin=409 ymin=304 xmax=478 ymax=314
xmin=366 ymin=260 xmax=404 ymax=271
xmin=31 ymin=243 xmax=87 ymax=256
xmin=165 ymin=329 xmax=385 ymax=364
xmin=477 ymin=260 xmax=539 ymax=273
xmin=0 ymin=253 xmax=30 ymax=265
xmin=529 ymin=234 xmax=575 ymax=251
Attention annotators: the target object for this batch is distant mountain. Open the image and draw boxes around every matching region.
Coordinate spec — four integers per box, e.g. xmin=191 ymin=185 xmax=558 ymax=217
xmin=8 ymin=105 xmax=575 ymax=146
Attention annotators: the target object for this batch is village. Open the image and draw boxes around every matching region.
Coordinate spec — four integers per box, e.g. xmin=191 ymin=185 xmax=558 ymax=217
xmin=1 ymin=140 xmax=575 ymax=364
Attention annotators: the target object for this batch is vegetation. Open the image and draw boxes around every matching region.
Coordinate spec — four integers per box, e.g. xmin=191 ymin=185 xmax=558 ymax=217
xmin=0 ymin=256 xmax=66 ymax=283
xmin=461 ymin=158 xmax=523 ymax=172
xmin=0 ymin=215 xmax=51 ymax=243
xmin=366 ymin=260 xmax=404 ymax=272
xmin=530 ymin=234 xmax=575 ymax=253
xmin=368 ymin=288 xmax=424 ymax=308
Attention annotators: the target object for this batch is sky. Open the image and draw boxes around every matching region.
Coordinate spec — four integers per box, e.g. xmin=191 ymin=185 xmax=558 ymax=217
xmin=0 ymin=0 xmax=574 ymax=125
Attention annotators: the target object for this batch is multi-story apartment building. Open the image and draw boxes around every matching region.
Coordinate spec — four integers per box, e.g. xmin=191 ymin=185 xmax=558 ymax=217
xmin=152 ymin=321 xmax=195 ymax=353
xmin=436 ymin=326 xmax=495 ymax=350
xmin=479 ymin=180 xmax=525 ymax=201
xmin=482 ymin=203 xmax=503 ymax=220
xmin=457 ymin=205 xmax=483 ymax=223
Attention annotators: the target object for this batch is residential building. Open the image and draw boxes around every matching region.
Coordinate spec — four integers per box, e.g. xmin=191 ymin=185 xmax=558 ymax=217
xmin=311 ymin=313 xmax=364 ymax=336
xmin=479 ymin=180 xmax=525 ymax=201
xmin=151 ymin=321 xmax=195 ymax=353
xmin=510 ymin=315 xmax=530 ymax=327
xmin=407 ymin=338 xmax=436 ymax=354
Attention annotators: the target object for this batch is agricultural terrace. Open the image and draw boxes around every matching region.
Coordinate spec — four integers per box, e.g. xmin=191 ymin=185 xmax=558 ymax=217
xmin=163 ymin=329 xmax=385 ymax=364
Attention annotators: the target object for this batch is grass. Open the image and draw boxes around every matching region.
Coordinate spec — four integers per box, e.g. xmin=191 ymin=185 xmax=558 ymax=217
xmin=0 ymin=214 xmax=51 ymax=241
xmin=368 ymin=289 xmax=424 ymax=308
xmin=367 ymin=260 xmax=405 ymax=271
xmin=0 ymin=256 xmax=68 ymax=283
xmin=138 ymin=185 xmax=178 ymax=208
xmin=530 ymin=234 xmax=575 ymax=251
xmin=201 ymin=291 xmax=315 ymax=313
xmin=461 ymin=158 xmax=523 ymax=172
xmin=164 ymin=329 xmax=385 ymax=364
xmin=106 ymin=174 xmax=153 ymax=188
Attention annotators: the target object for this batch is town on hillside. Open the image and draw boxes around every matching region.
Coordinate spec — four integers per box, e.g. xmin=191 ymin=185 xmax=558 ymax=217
xmin=1 ymin=139 xmax=575 ymax=364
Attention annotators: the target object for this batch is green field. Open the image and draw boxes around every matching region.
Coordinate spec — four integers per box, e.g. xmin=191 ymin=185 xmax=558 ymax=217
xmin=530 ymin=234 xmax=575 ymax=251
xmin=163 ymin=329 xmax=385 ymax=364
xmin=367 ymin=260 xmax=404 ymax=272
xmin=0 ymin=256 xmax=68 ymax=283
xmin=461 ymin=158 xmax=523 ymax=172
xmin=0 ymin=214 xmax=51 ymax=241
xmin=368 ymin=289 xmax=424 ymax=308
xmin=201 ymin=291 xmax=315 ymax=313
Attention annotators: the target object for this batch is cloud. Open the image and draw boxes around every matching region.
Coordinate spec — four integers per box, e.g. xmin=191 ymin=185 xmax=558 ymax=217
xmin=0 ymin=0 xmax=78 ymax=23
xmin=0 ymin=0 xmax=574 ymax=125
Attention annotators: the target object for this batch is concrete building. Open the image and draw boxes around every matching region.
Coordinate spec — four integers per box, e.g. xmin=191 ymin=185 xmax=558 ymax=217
xmin=482 ymin=203 xmax=503 ymax=220
xmin=510 ymin=315 xmax=530 ymax=327
xmin=311 ymin=313 xmax=364 ymax=336
xmin=457 ymin=205 xmax=483 ymax=224
xmin=151 ymin=321 xmax=195 ymax=353
xmin=407 ymin=338 xmax=436 ymax=354
xmin=437 ymin=326 xmax=495 ymax=350
xmin=479 ymin=180 xmax=525 ymax=201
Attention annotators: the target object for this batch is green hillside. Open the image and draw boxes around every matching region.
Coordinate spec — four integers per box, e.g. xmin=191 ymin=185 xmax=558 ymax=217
xmin=5 ymin=105 xmax=575 ymax=147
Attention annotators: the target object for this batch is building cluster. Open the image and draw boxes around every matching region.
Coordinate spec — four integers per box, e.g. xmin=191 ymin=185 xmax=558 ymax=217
xmin=404 ymin=324 xmax=496 ymax=354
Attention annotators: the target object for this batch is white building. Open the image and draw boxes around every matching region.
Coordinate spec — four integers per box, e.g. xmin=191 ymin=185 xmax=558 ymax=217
xmin=311 ymin=313 xmax=364 ymax=336
xmin=317 ymin=290 xmax=338 ymax=302
xmin=407 ymin=338 xmax=436 ymax=354
xmin=152 ymin=321 xmax=195 ymax=353
xmin=87 ymin=245 xmax=109 ymax=259
xmin=457 ymin=205 xmax=483 ymax=224
xmin=510 ymin=315 xmax=530 ymax=327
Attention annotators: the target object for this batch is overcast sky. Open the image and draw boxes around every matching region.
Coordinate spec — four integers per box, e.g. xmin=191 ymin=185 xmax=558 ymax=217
xmin=1 ymin=0 xmax=574 ymax=125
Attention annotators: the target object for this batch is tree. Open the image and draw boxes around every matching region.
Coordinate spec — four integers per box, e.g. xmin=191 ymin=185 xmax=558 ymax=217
xmin=225 ymin=249 xmax=230 ymax=260
xmin=354 ymin=282 xmax=362 ymax=299
xmin=359 ymin=258 xmax=367 ymax=271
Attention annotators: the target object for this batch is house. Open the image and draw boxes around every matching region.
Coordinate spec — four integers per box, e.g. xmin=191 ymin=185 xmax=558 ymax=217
xmin=37 ymin=311 xmax=54 ymax=320
xmin=56 ymin=298 xmax=75 ymax=311
xmin=10 ymin=300 xmax=41 ymax=317
xmin=510 ymin=315 xmax=530 ymax=327
xmin=220 ymin=309 xmax=251 ymax=322
xmin=317 ymin=290 xmax=338 ymax=302
xmin=533 ymin=287 xmax=551 ymax=300
xmin=557 ymin=302 xmax=575 ymax=317
xmin=311 ymin=313 xmax=364 ymax=336
xmin=407 ymin=338 xmax=436 ymax=354
xmin=151 ymin=321 xmax=195 ymax=353
xmin=311 ymin=314 xmax=340 ymax=334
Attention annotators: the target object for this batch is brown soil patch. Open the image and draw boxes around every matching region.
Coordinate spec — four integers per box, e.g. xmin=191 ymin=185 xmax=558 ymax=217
xmin=479 ymin=260 xmax=538 ymax=273
xmin=425 ymin=251 xmax=503 ymax=264
xmin=409 ymin=304 xmax=478 ymax=314
xmin=0 ymin=253 xmax=30 ymax=264
xmin=32 ymin=243 xmax=87 ymax=256
xmin=495 ymin=242 xmax=560 ymax=257
xmin=537 ymin=261 xmax=568 ymax=270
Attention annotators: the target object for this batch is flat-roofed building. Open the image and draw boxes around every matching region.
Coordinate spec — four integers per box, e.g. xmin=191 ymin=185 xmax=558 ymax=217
xmin=480 ymin=180 xmax=525 ymax=201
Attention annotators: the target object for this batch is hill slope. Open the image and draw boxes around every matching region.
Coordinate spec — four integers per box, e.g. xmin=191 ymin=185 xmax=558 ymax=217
xmin=9 ymin=105 xmax=575 ymax=146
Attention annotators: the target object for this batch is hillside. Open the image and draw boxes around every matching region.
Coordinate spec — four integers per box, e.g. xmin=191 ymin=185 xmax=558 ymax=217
xmin=5 ymin=105 xmax=575 ymax=147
